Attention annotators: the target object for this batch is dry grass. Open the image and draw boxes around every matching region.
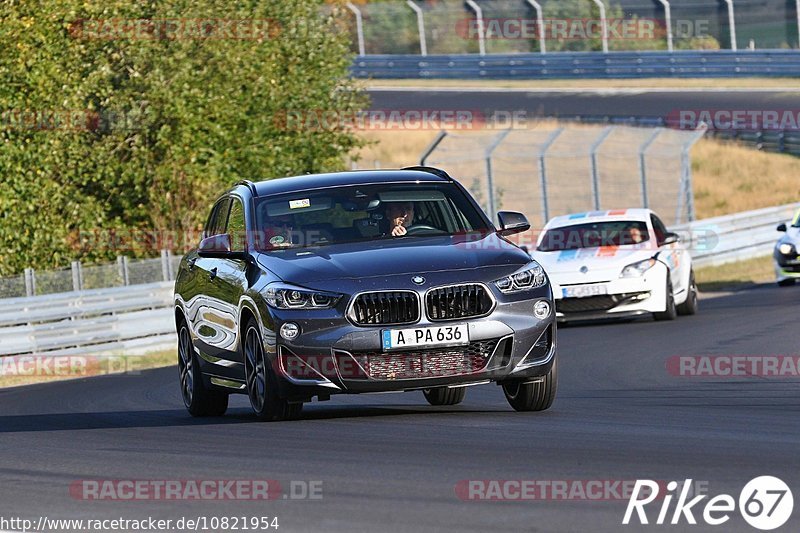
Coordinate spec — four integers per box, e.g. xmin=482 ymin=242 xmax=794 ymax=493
xmin=696 ymin=255 xmax=775 ymax=292
xmin=692 ymin=140 xmax=800 ymax=218
xmin=352 ymin=128 xmax=800 ymax=220
xmin=365 ymin=78 xmax=800 ymax=90
xmin=0 ymin=350 xmax=175 ymax=389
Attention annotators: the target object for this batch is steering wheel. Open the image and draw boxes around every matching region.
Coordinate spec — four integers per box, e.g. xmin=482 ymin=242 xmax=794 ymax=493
xmin=404 ymin=224 xmax=439 ymax=235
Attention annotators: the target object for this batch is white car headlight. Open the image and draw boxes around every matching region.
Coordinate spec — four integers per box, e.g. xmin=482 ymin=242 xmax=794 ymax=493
xmin=620 ymin=258 xmax=657 ymax=278
xmin=494 ymin=262 xmax=547 ymax=293
xmin=779 ymin=243 xmax=796 ymax=256
xmin=265 ymin=284 xmax=341 ymax=310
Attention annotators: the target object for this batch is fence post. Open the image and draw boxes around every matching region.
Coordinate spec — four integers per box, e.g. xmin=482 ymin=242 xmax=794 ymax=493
xmin=71 ymin=261 xmax=83 ymax=292
xmin=638 ymin=128 xmax=663 ymax=209
xmin=538 ymin=128 xmax=564 ymax=224
xmin=24 ymin=268 xmax=36 ymax=297
xmin=161 ymin=249 xmax=171 ymax=282
xmin=525 ymin=0 xmax=546 ymax=54
xmin=484 ymin=129 xmax=512 ymax=222
xmin=346 ymin=2 xmax=366 ymax=56
xmin=590 ymin=0 xmax=609 ymax=53
xmin=120 ymin=256 xmax=130 ymax=286
xmin=656 ymin=0 xmax=673 ymax=52
xmin=406 ymin=0 xmax=427 ymax=56
xmin=589 ymin=126 xmax=614 ymax=210
xmin=166 ymin=250 xmax=175 ymax=280
xmin=420 ymin=131 xmax=448 ymax=165
xmin=723 ymin=0 xmax=737 ymax=50
xmin=465 ymin=0 xmax=486 ymax=56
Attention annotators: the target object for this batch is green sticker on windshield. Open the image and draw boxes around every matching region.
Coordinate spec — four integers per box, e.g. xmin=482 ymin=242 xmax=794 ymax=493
xmin=270 ymin=235 xmax=285 ymax=245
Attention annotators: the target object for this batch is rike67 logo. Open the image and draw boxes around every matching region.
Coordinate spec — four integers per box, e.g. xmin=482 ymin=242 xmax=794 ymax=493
xmin=623 ymin=477 xmax=793 ymax=530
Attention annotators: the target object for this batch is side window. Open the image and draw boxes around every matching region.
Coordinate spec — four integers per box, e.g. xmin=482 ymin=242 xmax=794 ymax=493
xmin=227 ymin=198 xmax=247 ymax=252
xmin=205 ymin=198 xmax=232 ymax=238
xmin=650 ymin=215 xmax=668 ymax=246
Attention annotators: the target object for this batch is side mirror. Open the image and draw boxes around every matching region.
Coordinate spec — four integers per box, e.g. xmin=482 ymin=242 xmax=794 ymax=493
xmin=662 ymin=232 xmax=680 ymax=245
xmin=777 ymin=223 xmax=787 ymax=232
xmin=198 ymin=233 xmax=243 ymax=258
xmin=497 ymin=211 xmax=531 ymax=237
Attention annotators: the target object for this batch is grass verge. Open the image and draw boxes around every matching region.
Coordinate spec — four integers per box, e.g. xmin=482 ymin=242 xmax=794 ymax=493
xmin=696 ymin=255 xmax=775 ymax=293
xmin=0 ymin=349 xmax=176 ymax=389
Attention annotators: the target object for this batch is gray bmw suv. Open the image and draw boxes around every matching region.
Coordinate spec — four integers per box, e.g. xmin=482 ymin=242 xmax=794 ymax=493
xmin=173 ymin=167 xmax=557 ymax=421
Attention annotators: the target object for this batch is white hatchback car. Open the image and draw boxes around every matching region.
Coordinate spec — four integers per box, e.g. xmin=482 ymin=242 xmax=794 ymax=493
xmin=530 ymin=209 xmax=698 ymax=322
xmin=774 ymin=208 xmax=800 ymax=286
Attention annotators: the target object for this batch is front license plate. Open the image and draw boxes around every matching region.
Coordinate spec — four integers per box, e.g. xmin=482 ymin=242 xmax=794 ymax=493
xmin=562 ymin=284 xmax=608 ymax=298
xmin=382 ymin=324 xmax=469 ymax=351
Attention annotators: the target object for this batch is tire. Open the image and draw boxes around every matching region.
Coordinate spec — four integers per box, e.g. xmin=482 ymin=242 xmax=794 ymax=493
xmin=778 ymin=278 xmax=796 ymax=287
xmin=501 ymin=358 xmax=558 ymax=412
xmin=676 ymin=270 xmax=699 ymax=316
xmin=653 ymin=275 xmax=678 ymax=321
xmin=423 ymin=386 xmax=466 ymax=406
xmin=177 ymin=319 xmax=229 ymax=417
xmin=243 ymin=318 xmax=303 ymax=421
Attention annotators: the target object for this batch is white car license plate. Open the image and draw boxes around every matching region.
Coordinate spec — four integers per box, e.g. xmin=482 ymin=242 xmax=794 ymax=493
xmin=562 ymin=284 xmax=608 ymax=298
xmin=382 ymin=324 xmax=469 ymax=351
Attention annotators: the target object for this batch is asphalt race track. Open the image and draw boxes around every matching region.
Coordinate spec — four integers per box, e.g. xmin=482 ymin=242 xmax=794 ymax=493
xmin=1 ymin=286 xmax=799 ymax=533
xmin=368 ymin=88 xmax=800 ymax=123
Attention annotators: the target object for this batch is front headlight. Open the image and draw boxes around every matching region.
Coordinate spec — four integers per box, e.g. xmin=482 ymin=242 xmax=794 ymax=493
xmin=494 ymin=262 xmax=547 ymax=293
xmin=779 ymin=243 xmax=796 ymax=256
xmin=620 ymin=258 xmax=656 ymax=278
xmin=264 ymin=283 xmax=342 ymax=310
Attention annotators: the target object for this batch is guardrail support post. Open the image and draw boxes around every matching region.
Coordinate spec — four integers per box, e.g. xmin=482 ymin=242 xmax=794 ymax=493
xmin=590 ymin=0 xmax=609 ymax=53
xmin=406 ymin=0 xmax=427 ymax=56
xmin=589 ymin=126 xmax=614 ymax=210
xmin=161 ymin=250 xmax=171 ymax=282
xmin=638 ymin=128 xmax=664 ymax=209
xmin=24 ymin=268 xmax=36 ymax=297
xmin=525 ymin=0 xmax=546 ymax=54
xmin=346 ymin=2 xmax=366 ymax=56
xmin=723 ymin=0 xmax=737 ymax=50
xmin=465 ymin=0 xmax=486 ymax=56
xmin=657 ymin=0 xmax=674 ymax=52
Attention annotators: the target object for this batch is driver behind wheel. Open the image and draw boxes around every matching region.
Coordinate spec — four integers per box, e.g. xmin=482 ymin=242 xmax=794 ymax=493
xmin=384 ymin=201 xmax=415 ymax=237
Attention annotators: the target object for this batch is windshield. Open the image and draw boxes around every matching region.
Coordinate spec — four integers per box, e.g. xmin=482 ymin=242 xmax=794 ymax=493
xmin=253 ymin=182 xmax=489 ymax=251
xmin=538 ymin=221 xmax=650 ymax=252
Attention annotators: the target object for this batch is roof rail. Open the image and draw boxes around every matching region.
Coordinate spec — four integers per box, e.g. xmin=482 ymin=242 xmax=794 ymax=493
xmin=401 ymin=166 xmax=453 ymax=181
xmin=235 ymin=180 xmax=258 ymax=196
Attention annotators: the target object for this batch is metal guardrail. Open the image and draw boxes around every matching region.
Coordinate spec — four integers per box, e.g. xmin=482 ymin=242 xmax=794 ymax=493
xmin=352 ymin=50 xmax=800 ymax=79
xmin=674 ymin=202 xmax=800 ymax=268
xmin=0 ymin=282 xmax=175 ymax=357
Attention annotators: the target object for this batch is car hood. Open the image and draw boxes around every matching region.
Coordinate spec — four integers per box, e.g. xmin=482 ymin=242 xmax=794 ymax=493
xmin=777 ymin=227 xmax=800 ymax=247
xmin=532 ymin=246 xmax=657 ymax=281
xmin=256 ymin=233 xmax=529 ymax=284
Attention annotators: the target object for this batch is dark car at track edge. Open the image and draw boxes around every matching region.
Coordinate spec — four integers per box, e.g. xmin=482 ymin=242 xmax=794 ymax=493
xmin=173 ymin=167 xmax=557 ymax=420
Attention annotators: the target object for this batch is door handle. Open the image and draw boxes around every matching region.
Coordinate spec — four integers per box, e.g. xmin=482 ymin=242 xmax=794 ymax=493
xmin=209 ymin=267 xmax=218 ymax=281
xmin=187 ymin=258 xmax=197 ymax=270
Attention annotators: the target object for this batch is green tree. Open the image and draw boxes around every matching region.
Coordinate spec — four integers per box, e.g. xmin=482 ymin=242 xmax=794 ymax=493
xmin=0 ymin=0 xmax=365 ymax=275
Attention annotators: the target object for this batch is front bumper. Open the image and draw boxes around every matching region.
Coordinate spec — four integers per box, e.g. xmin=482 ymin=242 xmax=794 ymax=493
xmin=263 ymin=288 xmax=556 ymax=400
xmin=774 ymin=249 xmax=800 ymax=281
xmin=551 ymin=263 xmax=669 ymax=322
